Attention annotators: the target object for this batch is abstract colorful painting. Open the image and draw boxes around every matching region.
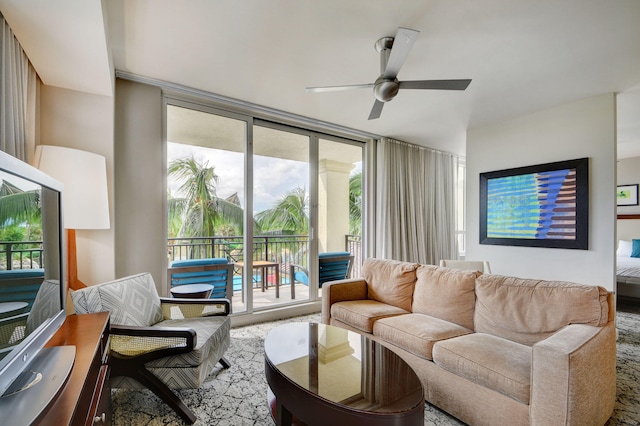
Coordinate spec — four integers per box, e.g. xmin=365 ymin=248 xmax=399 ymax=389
xmin=480 ymin=158 xmax=588 ymax=249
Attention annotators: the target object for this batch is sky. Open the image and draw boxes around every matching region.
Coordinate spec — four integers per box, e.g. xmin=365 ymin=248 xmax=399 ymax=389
xmin=168 ymin=142 xmax=310 ymax=213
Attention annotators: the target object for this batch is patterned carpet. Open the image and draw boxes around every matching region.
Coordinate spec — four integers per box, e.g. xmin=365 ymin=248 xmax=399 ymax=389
xmin=112 ymin=302 xmax=640 ymax=425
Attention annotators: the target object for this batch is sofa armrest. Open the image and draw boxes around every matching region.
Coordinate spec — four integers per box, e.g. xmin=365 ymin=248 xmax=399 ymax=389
xmin=321 ymin=278 xmax=368 ymax=324
xmin=530 ymin=322 xmax=616 ymax=426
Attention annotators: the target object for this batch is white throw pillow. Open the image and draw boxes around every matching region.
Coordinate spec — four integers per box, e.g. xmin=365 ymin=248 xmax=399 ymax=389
xmin=617 ymin=240 xmax=633 ymax=257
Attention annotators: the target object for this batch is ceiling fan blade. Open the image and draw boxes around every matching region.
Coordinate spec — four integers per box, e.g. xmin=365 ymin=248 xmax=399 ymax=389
xmin=399 ymin=79 xmax=472 ymax=90
xmin=305 ymin=83 xmax=374 ymax=93
xmin=382 ymin=27 xmax=420 ymax=79
xmin=368 ymin=100 xmax=384 ymax=120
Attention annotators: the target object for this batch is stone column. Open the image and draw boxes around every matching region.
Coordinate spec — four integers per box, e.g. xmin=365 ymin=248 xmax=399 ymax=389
xmin=318 ymin=159 xmax=353 ymax=252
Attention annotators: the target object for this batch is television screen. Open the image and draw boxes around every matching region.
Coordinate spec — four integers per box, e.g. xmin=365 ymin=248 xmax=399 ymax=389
xmin=0 ymin=151 xmax=67 ymax=398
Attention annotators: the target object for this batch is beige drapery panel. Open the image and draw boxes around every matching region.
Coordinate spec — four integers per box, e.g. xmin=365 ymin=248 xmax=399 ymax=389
xmin=1 ymin=12 xmax=37 ymax=162
xmin=376 ymin=138 xmax=458 ymax=264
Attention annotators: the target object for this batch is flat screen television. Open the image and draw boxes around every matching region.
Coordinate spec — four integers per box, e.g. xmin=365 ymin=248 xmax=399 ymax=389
xmin=0 ymin=150 xmax=72 ymax=424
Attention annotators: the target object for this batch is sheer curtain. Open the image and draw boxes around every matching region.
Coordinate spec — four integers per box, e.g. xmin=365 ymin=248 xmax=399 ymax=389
xmin=1 ymin=12 xmax=37 ymax=162
xmin=376 ymin=138 xmax=458 ymax=264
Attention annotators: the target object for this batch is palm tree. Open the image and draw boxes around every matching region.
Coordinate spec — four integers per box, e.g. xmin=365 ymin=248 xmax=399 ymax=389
xmin=255 ymin=187 xmax=309 ymax=234
xmin=349 ymin=171 xmax=362 ymax=235
xmin=0 ymin=180 xmax=40 ymax=226
xmin=168 ymin=155 xmax=243 ymax=238
xmin=0 ymin=179 xmax=42 ymax=268
xmin=0 ymin=179 xmax=41 ymax=239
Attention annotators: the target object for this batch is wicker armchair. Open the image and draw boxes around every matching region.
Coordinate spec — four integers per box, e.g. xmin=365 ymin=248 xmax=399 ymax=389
xmin=71 ymin=273 xmax=231 ymax=424
xmin=0 ymin=313 xmax=27 ymax=353
xmin=0 ymin=279 xmax=60 ymax=354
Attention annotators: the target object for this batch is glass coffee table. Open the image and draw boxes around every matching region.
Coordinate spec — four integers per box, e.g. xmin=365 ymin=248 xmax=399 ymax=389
xmin=264 ymin=322 xmax=423 ymax=426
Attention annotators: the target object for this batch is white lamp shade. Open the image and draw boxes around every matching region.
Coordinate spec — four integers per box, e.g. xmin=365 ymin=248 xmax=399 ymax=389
xmin=34 ymin=145 xmax=110 ymax=230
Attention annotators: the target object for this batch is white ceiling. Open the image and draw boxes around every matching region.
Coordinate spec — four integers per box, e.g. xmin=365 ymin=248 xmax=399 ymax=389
xmin=1 ymin=0 xmax=639 ymax=157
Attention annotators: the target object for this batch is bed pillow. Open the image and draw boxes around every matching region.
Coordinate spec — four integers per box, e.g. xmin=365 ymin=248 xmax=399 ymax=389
xmin=618 ymin=240 xmax=633 ymax=257
xmin=631 ymin=239 xmax=640 ymax=258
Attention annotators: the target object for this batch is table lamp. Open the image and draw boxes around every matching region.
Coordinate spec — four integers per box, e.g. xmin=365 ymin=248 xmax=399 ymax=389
xmin=33 ymin=145 xmax=110 ymax=290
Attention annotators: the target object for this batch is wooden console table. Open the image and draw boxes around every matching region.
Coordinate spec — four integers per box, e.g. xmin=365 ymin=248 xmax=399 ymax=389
xmin=34 ymin=312 xmax=111 ymax=426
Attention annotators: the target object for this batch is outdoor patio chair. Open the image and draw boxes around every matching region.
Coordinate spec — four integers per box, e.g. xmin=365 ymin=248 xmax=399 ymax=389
xmin=289 ymin=251 xmax=354 ymax=299
xmin=71 ymin=272 xmax=231 ymax=424
xmin=0 ymin=314 xmax=27 ymax=353
xmin=168 ymin=258 xmax=234 ymax=300
xmin=222 ymin=241 xmax=245 ymax=263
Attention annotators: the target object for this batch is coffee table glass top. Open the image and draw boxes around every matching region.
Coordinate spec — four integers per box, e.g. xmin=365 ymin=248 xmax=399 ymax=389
xmin=265 ymin=322 xmax=423 ymax=414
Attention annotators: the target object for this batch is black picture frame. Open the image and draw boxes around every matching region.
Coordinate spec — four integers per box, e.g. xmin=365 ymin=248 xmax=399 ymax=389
xmin=617 ymin=184 xmax=639 ymax=206
xmin=479 ymin=157 xmax=589 ymax=250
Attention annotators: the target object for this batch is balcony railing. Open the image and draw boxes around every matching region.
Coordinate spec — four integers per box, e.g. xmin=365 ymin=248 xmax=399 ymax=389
xmin=0 ymin=241 xmax=44 ymax=270
xmin=345 ymin=234 xmax=362 ymax=278
xmin=168 ymin=234 xmax=362 ymax=278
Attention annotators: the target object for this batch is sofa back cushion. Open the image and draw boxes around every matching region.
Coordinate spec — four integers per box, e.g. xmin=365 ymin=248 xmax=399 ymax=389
xmin=474 ymin=274 xmax=609 ymax=346
xmin=71 ymin=272 xmax=164 ymax=327
xmin=362 ymin=258 xmax=419 ymax=312
xmin=412 ymin=265 xmax=480 ymax=330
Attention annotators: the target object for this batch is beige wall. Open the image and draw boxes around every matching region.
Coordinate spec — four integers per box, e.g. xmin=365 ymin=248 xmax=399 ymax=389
xmin=38 ymin=85 xmax=116 ymax=285
xmin=466 ymin=93 xmax=617 ymax=291
xmin=114 ymin=79 xmax=167 ymax=294
xmin=37 ymin=80 xmax=166 ymax=293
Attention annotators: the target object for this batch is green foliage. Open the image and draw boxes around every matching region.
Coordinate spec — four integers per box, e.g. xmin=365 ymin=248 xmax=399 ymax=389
xmin=349 ymin=171 xmax=362 ymax=235
xmin=0 ymin=226 xmax=25 ymax=242
xmin=167 ymin=154 xmax=362 ymax=240
xmin=255 ymin=187 xmax=309 ymax=234
xmin=0 ymin=179 xmax=42 ymax=244
xmin=0 ymin=180 xmax=40 ymax=229
xmin=168 ymin=155 xmax=244 ymax=238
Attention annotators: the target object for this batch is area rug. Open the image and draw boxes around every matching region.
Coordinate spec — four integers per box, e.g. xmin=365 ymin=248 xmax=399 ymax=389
xmin=112 ymin=305 xmax=640 ymax=425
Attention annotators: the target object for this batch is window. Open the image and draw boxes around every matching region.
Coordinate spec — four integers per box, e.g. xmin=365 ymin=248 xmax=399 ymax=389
xmin=165 ymin=100 xmax=366 ymax=319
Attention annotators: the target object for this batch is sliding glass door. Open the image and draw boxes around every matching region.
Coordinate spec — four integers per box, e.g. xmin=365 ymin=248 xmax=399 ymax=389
xmin=253 ymin=124 xmax=310 ymax=308
xmin=166 ymin=103 xmax=249 ymax=312
xmin=166 ymin=101 xmax=364 ymax=316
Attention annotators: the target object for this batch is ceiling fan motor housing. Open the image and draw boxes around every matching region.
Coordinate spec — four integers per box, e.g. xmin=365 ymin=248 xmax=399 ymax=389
xmin=374 ymin=77 xmax=399 ymax=102
xmin=374 ymin=36 xmax=399 ymax=102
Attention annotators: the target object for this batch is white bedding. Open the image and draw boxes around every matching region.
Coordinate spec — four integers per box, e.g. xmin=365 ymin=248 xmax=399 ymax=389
xmin=616 ymin=235 xmax=640 ymax=297
xmin=617 ymin=256 xmax=640 ymax=284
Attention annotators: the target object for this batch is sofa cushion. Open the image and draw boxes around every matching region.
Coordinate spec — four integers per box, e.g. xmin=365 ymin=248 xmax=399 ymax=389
xmin=111 ymin=315 xmax=231 ymax=389
xmin=412 ymin=265 xmax=480 ymax=330
xmin=373 ymin=313 xmax=472 ymax=360
xmin=475 ymin=274 xmax=609 ymax=346
xmin=362 ymin=258 xmax=419 ymax=312
xmin=433 ymin=332 xmax=532 ymax=405
xmin=330 ymin=300 xmax=409 ymax=333
xmin=145 ymin=316 xmax=230 ymax=368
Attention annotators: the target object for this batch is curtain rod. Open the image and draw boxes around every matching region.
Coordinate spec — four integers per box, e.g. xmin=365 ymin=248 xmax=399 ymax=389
xmin=382 ymin=138 xmax=462 ymax=159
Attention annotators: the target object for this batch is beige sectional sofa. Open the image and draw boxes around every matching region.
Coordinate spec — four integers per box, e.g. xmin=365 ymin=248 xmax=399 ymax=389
xmin=322 ymin=258 xmax=616 ymax=426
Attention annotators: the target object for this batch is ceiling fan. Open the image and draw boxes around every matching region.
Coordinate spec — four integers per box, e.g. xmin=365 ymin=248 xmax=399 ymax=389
xmin=305 ymin=27 xmax=472 ymax=120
